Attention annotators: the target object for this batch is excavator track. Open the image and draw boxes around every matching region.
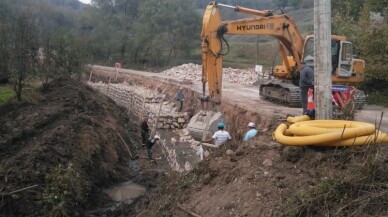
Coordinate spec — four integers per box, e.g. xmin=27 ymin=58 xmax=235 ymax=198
xmin=259 ymin=81 xmax=367 ymax=110
xmin=259 ymin=81 xmax=301 ymax=107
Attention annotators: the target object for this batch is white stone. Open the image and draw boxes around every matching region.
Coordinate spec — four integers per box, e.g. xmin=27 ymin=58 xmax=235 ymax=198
xmin=184 ymin=161 xmax=193 ymax=171
xmin=262 ymin=159 xmax=273 ymax=167
xmin=226 ymin=149 xmax=235 ymax=156
xmin=171 ymin=137 xmax=177 ymax=146
xmin=183 ymin=129 xmax=190 ymax=136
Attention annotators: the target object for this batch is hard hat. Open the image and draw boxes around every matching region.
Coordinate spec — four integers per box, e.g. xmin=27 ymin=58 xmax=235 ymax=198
xmin=248 ymin=122 xmax=255 ymax=127
xmin=154 ymin=135 xmax=160 ymax=140
xmin=217 ymin=122 xmax=225 ymax=128
xmin=304 ymin=55 xmax=314 ymax=62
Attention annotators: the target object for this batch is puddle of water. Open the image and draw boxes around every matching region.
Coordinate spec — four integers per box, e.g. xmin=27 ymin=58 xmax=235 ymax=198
xmin=103 ymin=181 xmax=146 ymax=204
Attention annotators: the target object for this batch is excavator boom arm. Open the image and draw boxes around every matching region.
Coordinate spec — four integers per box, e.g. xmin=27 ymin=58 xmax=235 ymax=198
xmin=221 ymin=15 xmax=304 ymax=65
xmin=201 ymin=2 xmax=305 ymax=103
xmin=201 ymin=2 xmax=223 ymax=105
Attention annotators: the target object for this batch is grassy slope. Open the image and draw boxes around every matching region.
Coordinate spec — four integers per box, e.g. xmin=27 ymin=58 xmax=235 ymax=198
xmin=0 ymin=85 xmax=14 ymax=104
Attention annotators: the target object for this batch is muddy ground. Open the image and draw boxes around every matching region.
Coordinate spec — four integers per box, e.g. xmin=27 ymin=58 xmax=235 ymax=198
xmin=0 ymin=78 xmax=387 ymax=217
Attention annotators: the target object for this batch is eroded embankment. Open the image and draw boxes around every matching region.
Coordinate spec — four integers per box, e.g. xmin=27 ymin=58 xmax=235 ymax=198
xmin=0 ymin=78 xmax=138 ymax=216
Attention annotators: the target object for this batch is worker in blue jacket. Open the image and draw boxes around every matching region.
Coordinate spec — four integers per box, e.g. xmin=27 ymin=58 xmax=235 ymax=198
xmin=243 ymin=122 xmax=258 ymax=142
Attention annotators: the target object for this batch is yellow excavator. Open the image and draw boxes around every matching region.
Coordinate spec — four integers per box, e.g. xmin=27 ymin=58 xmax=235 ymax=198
xmin=187 ymin=1 xmax=366 ymax=140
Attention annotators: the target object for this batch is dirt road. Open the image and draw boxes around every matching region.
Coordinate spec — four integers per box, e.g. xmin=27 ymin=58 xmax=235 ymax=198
xmin=91 ymin=65 xmax=388 ymax=132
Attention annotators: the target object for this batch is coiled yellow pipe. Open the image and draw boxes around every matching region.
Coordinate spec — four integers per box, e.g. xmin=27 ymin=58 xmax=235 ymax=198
xmin=286 ymin=115 xmax=311 ymax=124
xmin=273 ymin=119 xmax=388 ymax=146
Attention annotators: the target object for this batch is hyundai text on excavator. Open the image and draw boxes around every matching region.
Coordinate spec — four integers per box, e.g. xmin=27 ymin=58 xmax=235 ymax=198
xmin=187 ymin=1 xmax=366 ymax=140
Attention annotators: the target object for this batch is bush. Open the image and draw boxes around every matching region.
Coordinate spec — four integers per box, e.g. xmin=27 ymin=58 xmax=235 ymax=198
xmin=42 ymin=164 xmax=91 ymax=217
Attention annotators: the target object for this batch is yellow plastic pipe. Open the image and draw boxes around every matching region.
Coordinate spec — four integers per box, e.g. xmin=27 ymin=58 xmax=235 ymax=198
xmin=287 ymin=115 xmax=311 ymax=124
xmin=289 ymin=120 xmax=375 ymax=136
xmin=273 ymin=120 xmax=388 ymax=146
xmin=320 ymin=131 xmax=388 ymax=146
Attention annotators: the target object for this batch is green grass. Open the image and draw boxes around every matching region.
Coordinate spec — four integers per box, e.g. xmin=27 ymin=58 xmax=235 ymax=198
xmin=0 ymin=85 xmax=15 ymax=104
xmin=366 ymin=91 xmax=388 ymax=106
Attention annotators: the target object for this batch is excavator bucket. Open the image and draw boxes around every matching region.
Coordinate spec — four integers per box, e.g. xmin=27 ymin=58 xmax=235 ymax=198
xmin=187 ymin=111 xmax=227 ymax=141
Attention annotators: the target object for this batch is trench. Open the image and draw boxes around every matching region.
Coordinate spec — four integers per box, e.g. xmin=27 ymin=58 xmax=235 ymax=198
xmin=84 ymin=65 xmax=388 ymax=217
xmin=87 ymin=65 xmax=284 ymax=175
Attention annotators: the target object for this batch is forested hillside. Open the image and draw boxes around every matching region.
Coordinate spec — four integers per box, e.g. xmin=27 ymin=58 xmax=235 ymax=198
xmin=0 ymin=0 xmax=387 ymax=98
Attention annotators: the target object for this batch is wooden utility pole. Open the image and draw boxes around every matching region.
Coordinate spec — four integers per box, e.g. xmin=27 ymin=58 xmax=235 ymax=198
xmin=314 ymin=0 xmax=333 ymax=119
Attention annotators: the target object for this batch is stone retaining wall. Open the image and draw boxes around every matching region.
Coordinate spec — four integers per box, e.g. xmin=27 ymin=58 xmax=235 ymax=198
xmin=88 ymin=82 xmax=190 ymax=129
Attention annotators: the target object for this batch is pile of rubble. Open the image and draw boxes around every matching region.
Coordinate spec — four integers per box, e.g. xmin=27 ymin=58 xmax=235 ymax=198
xmin=160 ymin=63 xmax=259 ymax=85
xmin=146 ymin=103 xmax=191 ymax=130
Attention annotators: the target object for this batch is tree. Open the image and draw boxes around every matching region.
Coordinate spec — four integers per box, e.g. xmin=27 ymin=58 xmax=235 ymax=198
xmin=131 ymin=0 xmax=200 ymax=67
xmin=275 ymin=0 xmax=288 ymax=10
xmin=38 ymin=37 xmax=56 ymax=90
xmin=356 ymin=5 xmax=388 ymax=90
xmin=53 ymin=31 xmax=85 ymax=78
xmin=8 ymin=9 xmax=39 ymax=101
xmin=0 ymin=23 xmax=11 ymax=84
xmin=290 ymin=0 xmax=302 ymax=9
xmin=0 ymin=0 xmax=13 ymax=83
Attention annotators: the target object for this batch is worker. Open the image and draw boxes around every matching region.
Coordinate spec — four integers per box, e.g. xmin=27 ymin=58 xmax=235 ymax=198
xmin=146 ymin=135 xmax=160 ymax=161
xmin=176 ymin=87 xmax=184 ymax=112
xmin=243 ymin=122 xmax=258 ymax=142
xmin=141 ymin=117 xmax=149 ymax=146
xmin=299 ymin=61 xmax=314 ymax=114
xmin=203 ymin=122 xmax=231 ymax=147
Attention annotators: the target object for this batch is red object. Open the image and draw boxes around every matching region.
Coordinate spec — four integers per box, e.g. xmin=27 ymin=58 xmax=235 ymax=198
xmin=307 ymin=88 xmax=314 ymax=110
xmin=115 ymin=62 xmax=121 ymax=68
xmin=332 ymin=86 xmax=356 ymax=108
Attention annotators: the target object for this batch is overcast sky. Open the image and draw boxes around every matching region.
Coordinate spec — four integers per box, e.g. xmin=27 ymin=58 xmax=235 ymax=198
xmin=79 ymin=0 xmax=91 ymax=4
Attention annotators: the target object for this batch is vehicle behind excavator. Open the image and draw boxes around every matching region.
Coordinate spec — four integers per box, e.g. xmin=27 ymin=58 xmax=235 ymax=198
xmin=187 ymin=1 xmax=366 ymax=140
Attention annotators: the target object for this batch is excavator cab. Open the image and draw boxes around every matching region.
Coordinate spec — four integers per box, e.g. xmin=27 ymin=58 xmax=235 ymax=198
xmin=302 ymin=35 xmax=366 ymax=111
xmin=302 ymin=36 xmax=364 ymax=83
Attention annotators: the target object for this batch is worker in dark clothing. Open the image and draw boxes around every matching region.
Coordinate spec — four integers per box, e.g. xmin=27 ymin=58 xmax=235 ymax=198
xmin=146 ymin=135 xmax=160 ymax=160
xmin=299 ymin=61 xmax=314 ymax=114
xmin=176 ymin=87 xmax=184 ymax=112
xmin=141 ymin=118 xmax=149 ymax=146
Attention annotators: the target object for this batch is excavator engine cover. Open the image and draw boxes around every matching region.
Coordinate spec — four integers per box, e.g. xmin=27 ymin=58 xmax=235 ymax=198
xmin=187 ymin=111 xmax=227 ymax=141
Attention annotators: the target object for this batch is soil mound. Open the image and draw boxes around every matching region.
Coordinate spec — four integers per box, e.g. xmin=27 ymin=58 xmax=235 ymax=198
xmin=133 ymin=137 xmax=387 ymax=217
xmin=0 ymin=78 xmax=138 ymax=216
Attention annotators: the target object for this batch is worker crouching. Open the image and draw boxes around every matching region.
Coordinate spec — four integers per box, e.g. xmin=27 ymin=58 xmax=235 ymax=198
xmin=203 ymin=122 xmax=231 ymax=147
xmin=243 ymin=122 xmax=258 ymax=142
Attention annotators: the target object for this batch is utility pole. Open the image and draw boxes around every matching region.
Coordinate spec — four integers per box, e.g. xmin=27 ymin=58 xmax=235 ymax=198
xmin=314 ymin=0 xmax=333 ymax=119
